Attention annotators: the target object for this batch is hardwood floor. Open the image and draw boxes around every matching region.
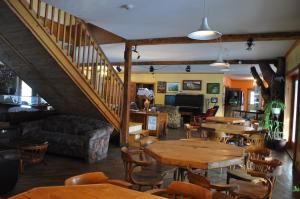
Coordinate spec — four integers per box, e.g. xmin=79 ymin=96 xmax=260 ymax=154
xmin=5 ymin=127 xmax=300 ymax=199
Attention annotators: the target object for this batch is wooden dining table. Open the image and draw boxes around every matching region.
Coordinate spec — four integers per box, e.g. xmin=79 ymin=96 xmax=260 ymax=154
xmin=206 ymin=116 xmax=245 ymax=124
xmin=200 ymin=122 xmax=256 ymax=135
xmin=9 ymin=184 xmax=164 ymax=199
xmin=145 ymin=139 xmax=244 ymax=170
xmin=200 ymin=122 xmax=258 ymax=146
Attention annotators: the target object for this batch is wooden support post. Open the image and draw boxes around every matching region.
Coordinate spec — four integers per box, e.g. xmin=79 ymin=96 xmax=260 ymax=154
xmin=121 ymin=42 xmax=132 ymax=145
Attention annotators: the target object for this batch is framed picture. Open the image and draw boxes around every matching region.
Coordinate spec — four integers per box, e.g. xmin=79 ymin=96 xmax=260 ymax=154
xmin=166 ymin=82 xmax=180 ymax=92
xmin=147 ymin=116 xmax=157 ymax=130
xmin=157 ymin=81 xmax=166 ymax=93
xmin=182 ymin=80 xmax=202 ymax=90
xmin=207 ymin=83 xmax=220 ymax=94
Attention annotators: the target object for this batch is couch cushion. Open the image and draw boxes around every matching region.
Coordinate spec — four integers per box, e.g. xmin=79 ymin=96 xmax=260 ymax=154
xmin=41 ymin=115 xmax=111 ymax=135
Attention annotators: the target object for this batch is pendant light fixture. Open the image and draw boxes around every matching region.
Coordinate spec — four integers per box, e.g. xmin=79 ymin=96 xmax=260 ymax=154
xmin=188 ymin=0 xmax=222 ymax=40
xmin=210 ymin=42 xmax=230 ymax=68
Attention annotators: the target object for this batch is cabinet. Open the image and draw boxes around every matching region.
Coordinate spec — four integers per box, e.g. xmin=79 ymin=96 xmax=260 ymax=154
xmin=130 ymin=111 xmax=168 ymax=137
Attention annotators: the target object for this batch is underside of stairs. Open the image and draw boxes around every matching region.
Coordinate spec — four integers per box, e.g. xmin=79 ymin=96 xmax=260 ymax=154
xmin=0 ymin=0 xmax=123 ymax=130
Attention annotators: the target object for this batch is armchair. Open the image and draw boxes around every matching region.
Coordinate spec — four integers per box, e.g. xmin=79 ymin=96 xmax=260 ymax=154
xmin=0 ymin=149 xmax=20 ymax=195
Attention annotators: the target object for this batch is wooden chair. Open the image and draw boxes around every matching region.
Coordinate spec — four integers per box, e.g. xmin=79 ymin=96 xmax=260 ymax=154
xmin=227 ymin=147 xmax=272 ymax=183
xmin=64 ymin=172 xmax=132 ymax=189
xmin=210 ymin=131 xmax=232 ymax=143
xmin=20 ymin=142 xmax=48 ymax=173
xmin=121 ymin=146 xmax=165 ymax=190
xmin=187 ymin=168 xmax=238 ymax=194
xmin=146 ymin=181 xmax=213 ymax=199
xmin=229 ymin=169 xmax=274 ymax=199
xmin=185 ymin=123 xmax=201 ymax=139
xmin=245 ymin=130 xmax=267 ymax=147
xmin=228 ymin=158 xmax=282 ymax=199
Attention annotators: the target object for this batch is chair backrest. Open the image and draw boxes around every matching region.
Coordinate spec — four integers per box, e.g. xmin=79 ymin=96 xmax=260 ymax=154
xmin=248 ymin=130 xmax=267 ymax=147
xmin=150 ymin=181 xmax=212 ymax=199
xmin=187 ymin=168 xmax=211 ymax=190
xmin=211 ymin=106 xmax=219 ymax=116
xmin=246 ymin=147 xmax=271 ymax=160
xmin=21 ymin=142 xmax=48 ymax=164
xmin=184 ymin=124 xmax=198 ymax=138
xmin=210 ymin=131 xmax=229 ymax=143
xmin=64 ymin=172 xmax=108 ymax=185
xmin=248 ymin=158 xmax=282 ymax=184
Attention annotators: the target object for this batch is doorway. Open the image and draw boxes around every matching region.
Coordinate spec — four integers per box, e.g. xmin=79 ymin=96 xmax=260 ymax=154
xmin=289 ymin=76 xmax=299 ymax=160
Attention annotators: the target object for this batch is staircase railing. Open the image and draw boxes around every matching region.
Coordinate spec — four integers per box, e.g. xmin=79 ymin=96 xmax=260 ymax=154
xmin=19 ymin=0 xmax=124 ymax=124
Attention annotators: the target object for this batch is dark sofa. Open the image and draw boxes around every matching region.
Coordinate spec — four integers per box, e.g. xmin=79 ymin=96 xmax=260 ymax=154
xmin=21 ymin=115 xmax=114 ymax=163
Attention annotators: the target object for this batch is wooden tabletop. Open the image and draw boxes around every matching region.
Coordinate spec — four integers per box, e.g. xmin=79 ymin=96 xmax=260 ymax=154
xmin=145 ymin=139 xmax=244 ymax=169
xmin=206 ymin=117 xmax=245 ymax=124
xmin=201 ymin=123 xmax=256 ymax=135
xmin=9 ymin=184 xmax=164 ymax=199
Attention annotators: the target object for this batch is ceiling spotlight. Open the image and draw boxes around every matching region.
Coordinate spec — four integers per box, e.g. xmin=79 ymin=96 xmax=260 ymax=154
xmin=149 ymin=66 xmax=154 ymax=73
xmin=116 ymin=66 xmax=122 ymax=72
xmin=185 ymin=65 xmax=191 ymax=72
xmin=120 ymin=4 xmax=134 ymax=10
xmin=246 ymin=38 xmax=255 ymax=51
xmin=132 ymin=45 xmax=141 ymax=59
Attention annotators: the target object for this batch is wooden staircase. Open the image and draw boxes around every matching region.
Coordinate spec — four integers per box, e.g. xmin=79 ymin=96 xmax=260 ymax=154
xmin=0 ymin=0 xmax=124 ymax=130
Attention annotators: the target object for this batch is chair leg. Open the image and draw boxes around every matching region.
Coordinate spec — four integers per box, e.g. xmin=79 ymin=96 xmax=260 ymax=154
xmin=226 ymin=173 xmax=231 ymax=184
xmin=173 ymin=169 xmax=178 ymax=180
xmin=19 ymin=159 xmax=24 ymax=174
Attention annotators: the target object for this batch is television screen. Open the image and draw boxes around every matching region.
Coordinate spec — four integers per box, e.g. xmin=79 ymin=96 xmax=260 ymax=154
xmin=165 ymin=95 xmax=176 ymax=106
xmin=175 ymin=95 xmax=203 ymax=108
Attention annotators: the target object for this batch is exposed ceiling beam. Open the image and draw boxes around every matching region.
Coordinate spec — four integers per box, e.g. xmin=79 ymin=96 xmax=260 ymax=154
xmin=129 ymin=32 xmax=300 ymax=46
xmin=111 ymin=59 xmax=277 ymax=66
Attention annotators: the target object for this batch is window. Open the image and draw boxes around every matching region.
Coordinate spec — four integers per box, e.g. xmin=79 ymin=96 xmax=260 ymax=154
xmin=21 ymin=81 xmax=32 ymax=106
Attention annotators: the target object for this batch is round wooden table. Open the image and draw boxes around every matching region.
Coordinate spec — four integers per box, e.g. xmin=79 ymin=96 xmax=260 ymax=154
xmin=9 ymin=184 xmax=164 ymax=199
xmin=145 ymin=139 xmax=244 ymax=180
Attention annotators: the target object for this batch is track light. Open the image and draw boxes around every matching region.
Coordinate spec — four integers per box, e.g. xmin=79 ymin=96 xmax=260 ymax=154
xmin=246 ymin=38 xmax=255 ymax=51
xmin=132 ymin=45 xmax=141 ymax=59
xmin=116 ymin=66 xmax=122 ymax=72
xmin=185 ymin=65 xmax=191 ymax=72
xmin=149 ymin=65 xmax=154 ymax=73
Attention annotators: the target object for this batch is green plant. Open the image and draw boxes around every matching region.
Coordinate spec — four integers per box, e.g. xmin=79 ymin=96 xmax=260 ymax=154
xmin=263 ymin=100 xmax=285 ymax=140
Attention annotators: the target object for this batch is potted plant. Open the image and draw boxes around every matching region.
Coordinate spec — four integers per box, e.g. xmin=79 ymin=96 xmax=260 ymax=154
xmin=263 ymin=100 xmax=286 ymax=150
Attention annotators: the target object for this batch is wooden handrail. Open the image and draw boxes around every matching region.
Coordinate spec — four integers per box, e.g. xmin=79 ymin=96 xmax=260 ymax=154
xmin=22 ymin=0 xmax=124 ymax=121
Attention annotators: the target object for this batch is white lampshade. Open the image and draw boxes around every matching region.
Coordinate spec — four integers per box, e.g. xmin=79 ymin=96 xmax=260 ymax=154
xmin=188 ymin=17 xmax=222 ymax=40
xmin=210 ymin=57 xmax=230 ymax=68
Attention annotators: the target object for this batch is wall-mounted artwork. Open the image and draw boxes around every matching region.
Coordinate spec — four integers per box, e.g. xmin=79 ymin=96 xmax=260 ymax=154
xmin=166 ymin=82 xmax=180 ymax=92
xmin=157 ymin=81 xmax=167 ymax=93
xmin=182 ymin=80 xmax=202 ymax=90
xmin=207 ymin=83 xmax=220 ymax=94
